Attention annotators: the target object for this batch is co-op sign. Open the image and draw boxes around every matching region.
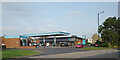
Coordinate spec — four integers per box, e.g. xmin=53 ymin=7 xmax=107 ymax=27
xmin=82 ymin=35 xmax=86 ymax=45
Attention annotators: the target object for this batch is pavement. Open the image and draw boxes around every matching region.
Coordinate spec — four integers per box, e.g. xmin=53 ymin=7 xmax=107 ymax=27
xmin=84 ymin=52 xmax=119 ymax=58
xmin=28 ymin=48 xmax=118 ymax=58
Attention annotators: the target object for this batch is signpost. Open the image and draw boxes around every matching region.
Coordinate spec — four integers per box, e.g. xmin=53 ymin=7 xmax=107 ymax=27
xmin=82 ymin=35 xmax=86 ymax=39
xmin=82 ymin=35 xmax=86 ymax=45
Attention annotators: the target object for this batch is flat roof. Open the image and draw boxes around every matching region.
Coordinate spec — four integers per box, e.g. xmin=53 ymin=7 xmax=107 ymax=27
xmin=38 ymin=35 xmax=82 ymax=39
xmin=24 ymin=32 xmax=70 ymax=37
xmin=4 ymin=35 xmax=20 ymax=38
xmin=4 ymin=35 xmax=28 ymax=38
xmin=3 ymin=32 xmax=70 ymax=38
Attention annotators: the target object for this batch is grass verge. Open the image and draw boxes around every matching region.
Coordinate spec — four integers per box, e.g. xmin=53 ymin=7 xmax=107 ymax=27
xmin=81 ymin=47 xmax=112 ymax=50
xmin=2 ymin=49 xmax=40 ymax=58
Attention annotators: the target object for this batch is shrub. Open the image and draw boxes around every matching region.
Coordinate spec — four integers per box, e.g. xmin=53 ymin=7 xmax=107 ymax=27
xmin=87 ymin=42 xmax=92 ymax=45
xmin=101 ymin=43 xmax=108 ymax=47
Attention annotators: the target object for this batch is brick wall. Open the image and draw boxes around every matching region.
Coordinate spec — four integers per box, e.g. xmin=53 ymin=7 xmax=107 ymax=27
xmin=4 ymin=38 xmax=20 ymax=48
xmin=3 ymin=38 xmax=36 ymax=49
xmin=0 ymin=37 xmax=4 ymax=44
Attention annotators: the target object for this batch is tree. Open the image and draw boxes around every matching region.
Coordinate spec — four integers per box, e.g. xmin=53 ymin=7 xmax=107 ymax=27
xmin=94 ymin=40 xmax=102 ymax=45
xmin=99 ymin=17 xmax=120 ymax=47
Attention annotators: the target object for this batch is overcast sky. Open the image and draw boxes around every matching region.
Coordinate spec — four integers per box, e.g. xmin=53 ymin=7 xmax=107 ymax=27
xmin=2 ymin=2 xmax=118 ymax=38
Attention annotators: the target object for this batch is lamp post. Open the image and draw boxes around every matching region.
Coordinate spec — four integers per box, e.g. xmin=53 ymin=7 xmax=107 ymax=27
xmin=98 ymin=11 xmax=104 ymax=47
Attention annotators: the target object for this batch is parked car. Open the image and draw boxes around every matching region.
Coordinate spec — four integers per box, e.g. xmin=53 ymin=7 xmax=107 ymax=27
xmin=95 ymin=44 xmax=99 ymax=47
xmin=60 ymin=43 xmax=69 ymax=47
xmin=76 ymin=44 xmax=83 ymax=48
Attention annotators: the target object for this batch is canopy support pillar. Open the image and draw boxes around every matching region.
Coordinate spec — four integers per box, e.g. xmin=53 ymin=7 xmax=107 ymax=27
xmin=43 ymin=37 xmax=45 ymax=48
xmin=54 ymin=36 xmax=56 ymax=46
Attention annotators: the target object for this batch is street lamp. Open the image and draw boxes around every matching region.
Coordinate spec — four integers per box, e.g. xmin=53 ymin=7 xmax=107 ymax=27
xmin=98 ymin=11 xmax=104 ymax=47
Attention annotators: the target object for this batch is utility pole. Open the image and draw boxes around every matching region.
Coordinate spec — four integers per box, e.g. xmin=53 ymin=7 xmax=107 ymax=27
xmin=98 ymin=11 xmax=104 ymax=47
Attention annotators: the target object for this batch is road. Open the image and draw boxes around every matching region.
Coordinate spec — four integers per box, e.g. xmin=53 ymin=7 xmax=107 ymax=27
xmin=20 ymin=47 xmax=89 ymax=57
xmin=2 ymin=47 xmax=119 ymax=60
xmin=28 ymin=48 xmax=118 ymax=58
xmin=15 ymin=47 xmax=118 ymax=58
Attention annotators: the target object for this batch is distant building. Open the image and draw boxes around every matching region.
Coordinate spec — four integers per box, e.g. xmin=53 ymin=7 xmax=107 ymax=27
xmin=91 ymin=33 xmax=102 ymax=44
xmin=87 ymin=38 xmax=92 ymax=43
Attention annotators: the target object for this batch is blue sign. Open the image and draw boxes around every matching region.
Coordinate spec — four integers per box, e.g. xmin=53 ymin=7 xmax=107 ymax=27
xmin=82 ymin=40 xmax=86 ymax=45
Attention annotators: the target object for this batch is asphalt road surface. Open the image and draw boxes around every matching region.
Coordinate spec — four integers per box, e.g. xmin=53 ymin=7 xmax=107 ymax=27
xmin=21 ymin=47 xmax=89 ymax=57
xmin=2 ymin=47 xmax=119 ymax=60
xmin=17 ymin=47 xmax=118 ymax=58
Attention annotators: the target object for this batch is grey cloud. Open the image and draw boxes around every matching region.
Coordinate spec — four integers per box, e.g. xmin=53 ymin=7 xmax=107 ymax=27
xmin=2 ymin=2 xmax=29 ymax=12
xmin=2 ymin=2 xmax=33 ymax=17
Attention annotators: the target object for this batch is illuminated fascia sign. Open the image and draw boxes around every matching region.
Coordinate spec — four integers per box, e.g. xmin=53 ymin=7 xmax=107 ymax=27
xmin=82 ymin=35 xmax=86 ymax=39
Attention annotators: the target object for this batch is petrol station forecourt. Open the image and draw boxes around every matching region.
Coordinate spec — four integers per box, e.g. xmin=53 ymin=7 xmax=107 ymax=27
xmin=1 ymin=32 xmax=118 ymax=58
xmin=1 ymin=32 xmax=87 ymax=49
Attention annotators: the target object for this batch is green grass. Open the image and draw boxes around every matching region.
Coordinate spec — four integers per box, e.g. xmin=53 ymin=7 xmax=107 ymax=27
xmin=0 ymin=50 xmax=2 ymax=59
xmin=81 ymin=47 xmax=112 ymax=50
xmin=2 ymin=49 xmax=40 ymax=58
